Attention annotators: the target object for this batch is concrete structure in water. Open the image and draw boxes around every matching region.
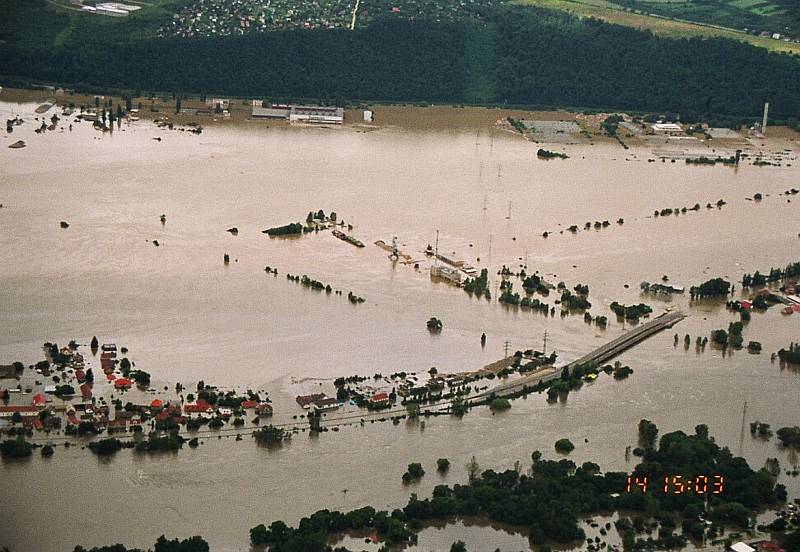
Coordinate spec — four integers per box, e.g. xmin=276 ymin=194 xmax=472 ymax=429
xmin=762 ymin=102 xmax=769 ymax=136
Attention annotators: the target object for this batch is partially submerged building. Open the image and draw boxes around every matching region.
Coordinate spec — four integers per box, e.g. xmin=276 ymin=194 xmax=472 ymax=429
xmin=252 ymin=101 xmax=344 ymax=124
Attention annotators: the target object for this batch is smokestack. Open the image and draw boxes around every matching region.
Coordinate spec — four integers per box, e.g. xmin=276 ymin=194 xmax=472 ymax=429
xmin=762 ymin=102 xmax=769 ymax=135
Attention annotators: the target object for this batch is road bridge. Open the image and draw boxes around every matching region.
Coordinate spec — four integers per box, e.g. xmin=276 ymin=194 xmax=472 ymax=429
xmin=477 ymin=310 xmax=686 ymax=400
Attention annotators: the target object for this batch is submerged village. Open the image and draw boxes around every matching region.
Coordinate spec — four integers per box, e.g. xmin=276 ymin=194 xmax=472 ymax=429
xmin=3 ymin=87 xmax=800 ymax=551
xmin=2 ymin=203 xmax=800 ymax=457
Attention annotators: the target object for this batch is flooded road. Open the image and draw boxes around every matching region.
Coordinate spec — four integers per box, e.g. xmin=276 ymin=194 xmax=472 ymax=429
xmin=1 ymin=99 xmax=799 ymax=551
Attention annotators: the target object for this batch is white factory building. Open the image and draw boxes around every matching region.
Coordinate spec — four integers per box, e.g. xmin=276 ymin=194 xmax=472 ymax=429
xmin=252 ymin=101 xmax=344 ymax=124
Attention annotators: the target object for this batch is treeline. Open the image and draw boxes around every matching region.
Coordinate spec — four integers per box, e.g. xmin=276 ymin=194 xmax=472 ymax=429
xmin=2 ymin=1 xmax=800 ymax=117
xmin=742 ymin=261 xmax=800 ymax=286
xmin=73 ymin=535 xmax=209 ymax=552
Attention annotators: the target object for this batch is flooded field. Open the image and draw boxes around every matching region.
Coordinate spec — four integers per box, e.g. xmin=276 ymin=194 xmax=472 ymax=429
xmin=1 ymin=95 xmax=799 ymax=551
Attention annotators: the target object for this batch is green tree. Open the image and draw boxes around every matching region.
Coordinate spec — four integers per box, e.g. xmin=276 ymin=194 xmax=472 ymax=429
xmin=638 ymin=419 xmax=659 ymax=448
xmin=407 ymin=462 xmax=425 ymax=478
xmin=466 ymin=455 xmax=480 ymax=482
xmin=555 ymin=438 xmax=575 ymax=454
xmin=489 ymin=397 xmax=511 ymax=411
xmin=450 ymin=541 xmax=467 ymax=552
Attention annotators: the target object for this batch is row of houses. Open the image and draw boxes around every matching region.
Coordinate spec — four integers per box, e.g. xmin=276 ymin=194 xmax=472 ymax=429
xmin=396 ymin=374 xmax=465 ymax=397
xmin=183 ymin=398 xmax=273 ymax=417
xmin=295 ymin=391 xmax=392 ymax=411
xmin=1 ymin=394 xmax=275 ymax=434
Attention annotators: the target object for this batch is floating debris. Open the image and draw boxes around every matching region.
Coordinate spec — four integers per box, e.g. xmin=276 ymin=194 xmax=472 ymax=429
xmin=59 ymin=221 xmax=69 ymax=229
xmin=227 ymin=227 xmax=239 ymax=235
xmin=8 ymin=140 xmax=26 ymax=149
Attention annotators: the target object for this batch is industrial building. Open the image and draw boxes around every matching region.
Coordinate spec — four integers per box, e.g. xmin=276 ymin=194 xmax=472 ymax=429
xmin=251 ymin=101 xmax=344 ymax=124
xmin=81 ymin=2 xmax=141 ymax=16
xmin=651 ymin=123 xmax=683 ymax=134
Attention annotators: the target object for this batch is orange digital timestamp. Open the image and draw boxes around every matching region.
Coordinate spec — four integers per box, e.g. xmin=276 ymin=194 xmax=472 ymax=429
xmin=626 ymin=475 xmax=724 ymax=495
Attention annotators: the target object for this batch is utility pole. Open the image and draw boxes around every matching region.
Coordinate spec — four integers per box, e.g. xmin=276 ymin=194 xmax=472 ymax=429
xmin=738 ymin=400 xmax=748 ymax=457
xmin=434 ymin=230 xmax=439 ymax=266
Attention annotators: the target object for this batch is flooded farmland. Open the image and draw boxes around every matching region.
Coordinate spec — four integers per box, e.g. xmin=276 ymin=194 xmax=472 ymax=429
xmin=1 ymin=96 xmax=799 ymax=551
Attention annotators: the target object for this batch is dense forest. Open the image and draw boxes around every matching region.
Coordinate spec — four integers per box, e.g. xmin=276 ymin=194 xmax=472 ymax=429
xmin=1 ymin=0 xmax=800 ymax=117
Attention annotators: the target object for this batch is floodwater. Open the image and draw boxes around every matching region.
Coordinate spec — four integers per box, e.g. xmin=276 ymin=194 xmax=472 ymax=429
xmin=1 ymin=99 xmax=799 ymax=551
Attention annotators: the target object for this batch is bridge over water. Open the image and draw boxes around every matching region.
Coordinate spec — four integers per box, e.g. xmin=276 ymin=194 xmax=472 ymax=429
xmin=478 ymin=310 xmax=687 ymax=400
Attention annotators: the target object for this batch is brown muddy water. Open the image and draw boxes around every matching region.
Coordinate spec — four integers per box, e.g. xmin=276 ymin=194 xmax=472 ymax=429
xmin=1 ymin=98 xmax=799 ymax=551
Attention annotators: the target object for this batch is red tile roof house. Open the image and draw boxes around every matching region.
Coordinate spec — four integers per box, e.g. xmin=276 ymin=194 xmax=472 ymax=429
xmin=114 ymin=378 xmax=132 ymax=390
xmin=753 ymin=541 xmax=787 ymax=552
xmin=183 ymin=401 xmax=214 ymax=415
xmin=256 ymin=403 xmax=273 ymax=416
xmin=369 ymin=392 xmax=391 ymax=406
xmin=240 ymin=400 xmax=259 ymax=409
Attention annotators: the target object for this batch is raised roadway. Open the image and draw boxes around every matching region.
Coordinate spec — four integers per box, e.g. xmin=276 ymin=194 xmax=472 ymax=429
xmin=478 ymin=310 xmax=687 ymax=400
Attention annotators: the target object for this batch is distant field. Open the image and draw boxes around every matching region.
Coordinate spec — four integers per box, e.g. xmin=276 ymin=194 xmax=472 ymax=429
xmin=516 ymin=0 xmax=800 ymax=54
